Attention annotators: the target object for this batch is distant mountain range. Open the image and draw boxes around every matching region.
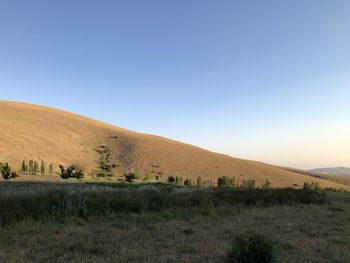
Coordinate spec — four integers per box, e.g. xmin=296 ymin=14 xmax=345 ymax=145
xmin=308 ymin=167 xmax=350 ymax=176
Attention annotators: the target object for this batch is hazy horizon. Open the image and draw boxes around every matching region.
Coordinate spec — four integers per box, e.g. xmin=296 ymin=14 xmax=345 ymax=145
xmin=1 ymin=1 xmax=349 ymax=169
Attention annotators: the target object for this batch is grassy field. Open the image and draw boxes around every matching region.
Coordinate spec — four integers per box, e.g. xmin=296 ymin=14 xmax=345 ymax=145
xmin=0 ymin=181 xmax=349 ymax=262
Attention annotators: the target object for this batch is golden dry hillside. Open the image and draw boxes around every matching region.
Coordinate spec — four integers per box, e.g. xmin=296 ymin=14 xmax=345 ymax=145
xmin=0 ymin=101 xmax=348 ymax=189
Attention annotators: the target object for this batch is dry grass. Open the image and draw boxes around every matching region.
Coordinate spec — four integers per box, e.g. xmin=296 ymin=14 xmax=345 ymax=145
xmin=0 ymin=183 xmax=348 ymax=263
xmin=0 ymin=101 xmax=347 ymax=190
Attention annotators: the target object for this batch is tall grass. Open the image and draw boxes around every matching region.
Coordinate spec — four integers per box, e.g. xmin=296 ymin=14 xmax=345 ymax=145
xmin=0 ymin=185 xmax=327 ymax=226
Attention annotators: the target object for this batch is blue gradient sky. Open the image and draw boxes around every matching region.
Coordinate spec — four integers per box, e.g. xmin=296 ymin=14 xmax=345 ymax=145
xmin=1 ymin=1 xmax=349 ymax=169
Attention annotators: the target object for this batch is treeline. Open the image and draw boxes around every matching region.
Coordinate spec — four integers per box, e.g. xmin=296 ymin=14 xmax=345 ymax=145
xmin=123 ymin=173 xmax=271 ymax=189
xmin=20 ymin=160 xmax=55 ymax=175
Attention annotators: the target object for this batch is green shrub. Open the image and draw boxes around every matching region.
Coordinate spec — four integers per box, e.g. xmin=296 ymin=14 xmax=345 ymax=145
xmin=262 ymin=179 xmax=271 ymax=189
xmin=59 ymin=165 xmax=84 ymax=181
xmin=29 ymin=160 xmax=34 ymax=174
xmin=96 ymin=145 xmax=113 ymax=176
xmin=1 ymin=163 xmax=18 ymax=180
xmin=49 ymin=164 xmax=54 ymax=175
xmin=228 ymin=232 xmax=275 ymax=263
xmin=218 ymin=176 xmax=237 ymax=188
xmin=21 ymin=160 xmax=26 ymax=173
xmin=167 ymin=176 xmax=176 ymax=184
xmin=197 ymin=176 xmax=204 ymax=188
xmin=34 ymin=161 xmax=39 ymax=174
xmin=303 ymin=182 xmax=322 ymax=191
xmin=124 ymin=172 xmax=137 ymax=183
xmin=143 ymin=171 xmax=157 ymax=182
xmin=241 ymin=179 xmax=256 ymax=189
xmin=40 ymin=160 xmax=46 ymax=175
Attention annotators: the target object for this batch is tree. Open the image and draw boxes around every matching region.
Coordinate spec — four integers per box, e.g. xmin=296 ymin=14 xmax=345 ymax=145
xmin=96 ymin=145 xmax=113 ymax=177
xmin=49 ymin=164 xmax=54 ymax=175
xmin=74 ymin=167 xmax=84 ymax=181
xmin=217 ymin=176 xmax=236 ymax=188
xmin=40 ymin=160 xmax=46 ymax=175
xmin=262 ymin=179 xmax=271 ymax=189
xmin=59 ymin=164 xmax=84 ymax=182
xmin=124 ymin=172 xmax=136 ymax=183
xmin=209 ymin=181 xmax=214 ymax=188
xmin=21 ymin=160 xmax=26 ymax=174
xmin=1 ymin=163 xmax=18 ymax=180
xmin=303 ymin=182 xmax=321 ymax=191
xmin=29 ymin=160 xmax=34 ymax=174
xmin=241 ymin=179 xmax=256 ymax=189
xmin=25 ymin=164 xmax=28 ymax=173
xmin=197 ymin=176 xmax=204 ymax=188
xmin=167 ymin=175 xmax=176 ymax=184
xmin=34 ymin=161 xmax=39 ymax=174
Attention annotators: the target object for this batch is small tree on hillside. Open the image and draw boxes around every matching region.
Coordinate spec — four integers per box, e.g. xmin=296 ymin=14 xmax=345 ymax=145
xmin=241 ymin=179 xmax=256 ymax=189
xmin=21 ymin=160 xmax=26 ymax=174
xmin=1 ymin=163 xmax=18 ymax=180
xmin=197 ymin=176 xmax=204 ymax=188
xmin=49 ymin=164 xmax=54 ymax=175
xmin=262 ymin=179 xmax=271 ymax=189
xmin=29 ymin=160 xmax=34 ymax=174
xmin=217 ymin=176 xmax=236 ymax=188
xmin=34 ymin=161 xmax=39 ymax=174
xmin=184 ymin=179 xmax=194 ymax=187
xmin=167 ymin=175 xmax=176 ymax=184
xmin=96 ymin=145 xmax=113 ymax=177
xmin=59 ymin=164 xmax=84 ymax=182
xmin=124 ymin=172 xmax=137 ymax=183
xmin=40 ymin=160 xmax=46 ymax=175
xmin=184 ymin=179 xmax=189 ymax=187
xmin=179 ymin=177 xmax=183 ymax=185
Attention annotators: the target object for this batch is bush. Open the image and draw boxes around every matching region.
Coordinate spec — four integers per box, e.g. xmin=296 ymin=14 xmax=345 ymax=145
xmin=262 ymin=179 xmax=271 ymax=189
xmin=228 ymin=232 xmax=275 ymax=263
xmin=303 ymin=182 xmax=322 ymax=191
xmin=167 ymin=176 xmax=176 ymax=184
xmin=197 ymin=176 xmax=204 ymax=187
xmin=34 ymin=161 xmax=39 ymax=174
xmin=49 ymin=163 xmax=54 ymax=175
xmin=241 ymin=179 xmax=256 ymax=189
xmin=96 ymin=145 xmax=113 ymax=176
xmin=218 ymin=176 xmax=236 ymax=188
xmin=59 ymin=165 xmax=84 ymax=181
xmin=124 ymin=172 xmax=137 ymax=183
xmin=1 ymin=163 xmax=18 ymax=180
xmin=143 ymin=171 xmax=157 ymax=182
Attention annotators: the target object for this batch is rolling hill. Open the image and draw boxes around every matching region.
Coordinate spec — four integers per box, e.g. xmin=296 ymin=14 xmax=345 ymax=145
xmin=309 ymin=167 xmax=350 ymax=176
xmin=0 ymin=101 xmax=348 ymax=189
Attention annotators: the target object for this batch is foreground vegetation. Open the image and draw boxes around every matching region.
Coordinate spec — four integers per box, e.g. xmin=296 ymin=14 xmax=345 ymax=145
xmin=0 ymin=184 xmax=326 ymax=226
xmin=0 ymin=181 xmax=349 ymax=262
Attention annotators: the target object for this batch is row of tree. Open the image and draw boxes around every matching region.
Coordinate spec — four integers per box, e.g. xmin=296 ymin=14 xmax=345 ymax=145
xmin=167 ymin=175 xmax=216 ymax=188
xmin=123 ymin=173 xmax=270 ymax=189
xmin=167 ymin=175 xmax=269 ymax=189
xmin=0 ymin=161 xmax=324 ymax=191
xmin=20 ymin=160 xmax=54 ymax=175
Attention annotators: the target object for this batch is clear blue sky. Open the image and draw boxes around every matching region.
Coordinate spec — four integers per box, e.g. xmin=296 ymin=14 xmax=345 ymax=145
xmin=1 ymin=0 xmax=349 ymax=169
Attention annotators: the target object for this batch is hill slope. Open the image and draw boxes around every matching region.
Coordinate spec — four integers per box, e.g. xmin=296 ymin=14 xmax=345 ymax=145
xmin=0 ymin=101 xmax=348 ymax=189
xmin=309 ymin=167 xmax=350 ymax=176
